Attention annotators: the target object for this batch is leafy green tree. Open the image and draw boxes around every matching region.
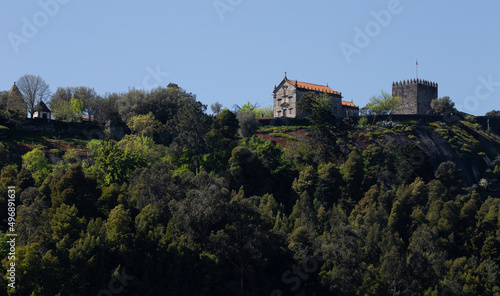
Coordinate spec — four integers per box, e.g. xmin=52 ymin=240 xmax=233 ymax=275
xmin=342 ymin=150 xmax=364 ymax=204
xmin=5 ymin=243 xmax=44 ymax=294
xmin=73 ymin=86 xmax=98 ymax=120
xmin=229 ymin=146 xmax=271 ymax=197
xmin=434 ymin=161 xmax=463 ymax=199
xmin=485 ymin=110 xmax=500 ymax=116
xmin=22 ymin=148 xmax=51 ymax=186
xmin=307 ymin=94 xmax=338 ymax=159
xmin=51 ymin=98 xmax=73 ymax=120
xmin=314 ymin=163 xmax=344 ymax=207
xmin=235 ymin=101 xmax=257 ymax=113
xmin=106 ymin=204 xmax=132 ymax=250
xmin=16 ymin=167 xmax=35 ymax=190
xmin=135 ymin=204 xmax=160 ymax=236
xmin=127 ymin=112 xmax=163 ymax=138
xmin=172 ymin=101 xmax=210 ymax=173
xmin=406 ymin=225 xmax=445 ymax=292
xmin=97 ymin=184 xmax=123 ymax=216
xmin=87 ymin=140 xmax=147 ymax=186
xmin=116 ymin=89 xmax=150 ymax=123
xmin=0 ymin=91 xmax=7 ymax=109
xmin=117 ymin=134 xmax=164 ymax=166
xmin=51 ymin=203 xmax=81 ymax=242
xmin=296 ymin=92 xmax=317 ymax=114
xmin=289 ymin=191 xmax=316 ymax=231
xmin=0 ymin=142 xmax=8 ymax=168
xmin=254 ymin=105 xmax=273 ymax=118
xmin=364 ymin=90 xmax=401 ymax=115
xmin=129 ymin=161 xmax=180 ymax=218
xmin=117 ymin=84 xmax=198 ymax=126
xmin=51 ymin=163 xmax=99 ymax=218
xmin=209 ymin=195 xmax=277 ymax=293
xmin=16 ymin=187 xmax=50 ymax=245
xmin=308 ymin=94 xmax=336 ymax=130
xmin=291 ymin=165 xmax=317 ymax=196
xmin=319 ymin=210 xmax=364 ymax=295
xmin=69 ymin=96 xmax=85 ymax=121
xmin=169 ymin=172 xmax=230 ymax=243
xmin=95 ymin=92 xmax=120 ymax=121
xmin=203 ymin=109 xmax=239 ymax=172
xmin=237 ymin=111 xmax=258 ymax=138
xmin=431 ymin=96 xmax=456 ymax=114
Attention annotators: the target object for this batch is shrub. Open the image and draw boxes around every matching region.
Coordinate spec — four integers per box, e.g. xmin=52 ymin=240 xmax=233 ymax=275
xmin=358 ymin=117 xmax=369 ymax=127
xmin=49 ymin=149 xmax=63 ymax=157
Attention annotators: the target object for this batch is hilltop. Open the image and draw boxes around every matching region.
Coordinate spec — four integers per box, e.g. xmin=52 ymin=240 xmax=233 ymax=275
xmin=256 ymin=116 xmax=500 ymax=192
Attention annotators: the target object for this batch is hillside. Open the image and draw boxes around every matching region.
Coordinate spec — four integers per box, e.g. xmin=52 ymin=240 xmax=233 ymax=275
xmin=2 ymin=112 xmax=500 ymax=295
xmin=257 ymin=118 xmax=500 ymax=193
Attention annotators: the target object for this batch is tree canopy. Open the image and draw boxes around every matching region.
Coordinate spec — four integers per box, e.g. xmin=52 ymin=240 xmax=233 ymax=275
xmin=431 ymin=96 xmax=456 ymax=114
xmin=364 ymin=90 xmax=402 ymax=115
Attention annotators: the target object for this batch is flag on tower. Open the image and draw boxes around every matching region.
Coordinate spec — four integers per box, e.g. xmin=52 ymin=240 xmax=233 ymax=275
xmin=416 ymin=59 xmax=418 ymax=66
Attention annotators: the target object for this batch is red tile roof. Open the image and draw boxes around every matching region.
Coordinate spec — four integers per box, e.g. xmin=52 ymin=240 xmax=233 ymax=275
xmin=341 ymin=101 xmax=358 ymax=108
xmin=285 ymin=79 xmax=340 ymax=95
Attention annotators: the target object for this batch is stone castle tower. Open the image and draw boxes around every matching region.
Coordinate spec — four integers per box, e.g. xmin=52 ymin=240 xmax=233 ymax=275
xmin=392 ymin=79 xmax=438 ymax=115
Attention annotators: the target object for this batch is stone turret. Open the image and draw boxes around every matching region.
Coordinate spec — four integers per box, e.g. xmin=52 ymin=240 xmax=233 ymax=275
xmin=7 ymin=82 xmax=25 ymax=113
xmin=392 ymin=78 xmax=438 ymax=115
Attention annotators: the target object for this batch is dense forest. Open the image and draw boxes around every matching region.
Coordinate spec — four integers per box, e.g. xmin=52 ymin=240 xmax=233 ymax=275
xmin=1 ymin=83 xmax=500 ymax=295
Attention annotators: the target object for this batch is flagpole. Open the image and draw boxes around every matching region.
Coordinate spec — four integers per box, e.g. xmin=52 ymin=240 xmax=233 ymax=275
xmin=416 ymin=59 xmax=418 ymax=79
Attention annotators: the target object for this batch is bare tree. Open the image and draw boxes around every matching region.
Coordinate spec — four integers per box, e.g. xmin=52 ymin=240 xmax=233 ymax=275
xmin=211 ymin=101 xmax=223 ymax=116
xmin=16 ymin=74 xmax=51 ymax=118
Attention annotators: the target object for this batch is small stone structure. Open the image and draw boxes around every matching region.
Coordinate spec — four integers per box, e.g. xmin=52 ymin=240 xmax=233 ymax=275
xmin=392 ymin=79 xmax=438 ymax=115
xmin=33 ymin=101 xmax=51 ymax=120
xmin=7 ymin=82 xmax=25 ymax=113
xmin=273 ymin=74 xmax=359 ymax=118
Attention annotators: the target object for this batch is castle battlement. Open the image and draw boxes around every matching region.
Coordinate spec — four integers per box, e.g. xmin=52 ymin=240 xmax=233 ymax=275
xmin=392 ymin=79 xmax=437 ymax=88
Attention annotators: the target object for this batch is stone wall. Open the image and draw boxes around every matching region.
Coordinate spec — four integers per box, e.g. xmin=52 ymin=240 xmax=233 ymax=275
xmin=416 ymin=82 xmax=438 ymax=114
xmin=476 ymin=116 xmax=500 ymax=135
xmin=11 ymin=119 xmax=125 ymax=140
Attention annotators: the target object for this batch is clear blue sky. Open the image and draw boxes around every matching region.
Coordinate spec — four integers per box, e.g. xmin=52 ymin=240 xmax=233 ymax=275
xmin=2 ymin=0 xmax=500 ymax=115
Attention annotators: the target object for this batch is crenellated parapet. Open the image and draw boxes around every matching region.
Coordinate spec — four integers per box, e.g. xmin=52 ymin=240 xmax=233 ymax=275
xmin=392 ymin=79 xmax=438 ymax=88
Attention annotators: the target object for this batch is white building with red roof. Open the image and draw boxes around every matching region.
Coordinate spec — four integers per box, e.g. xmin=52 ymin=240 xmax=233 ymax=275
xmin=273 ymin=74 xmax=358 ymax=118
